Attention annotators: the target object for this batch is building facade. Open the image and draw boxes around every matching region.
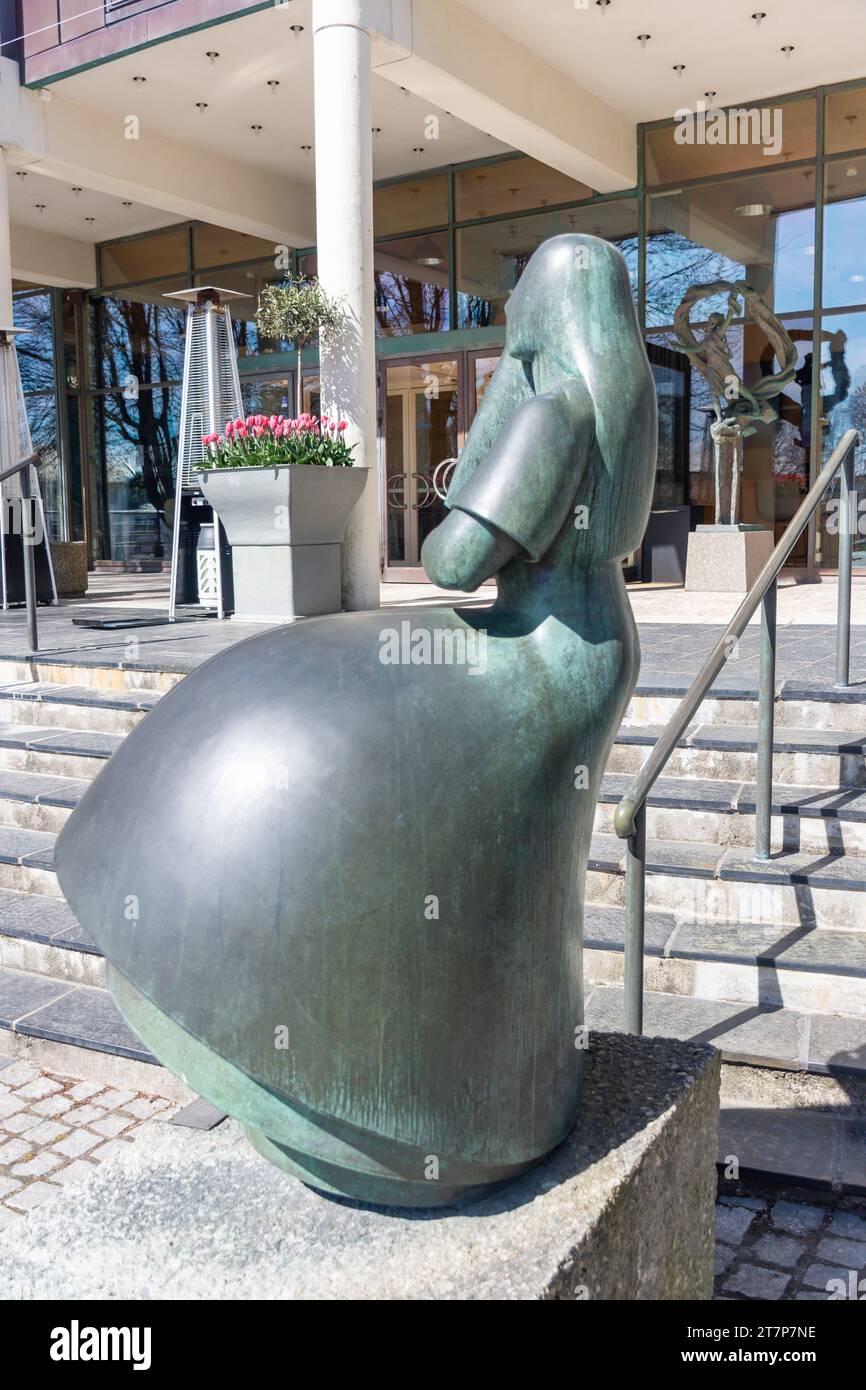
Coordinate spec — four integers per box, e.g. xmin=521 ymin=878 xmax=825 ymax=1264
xmin=3 ymin=1 xmax=866 ymax=586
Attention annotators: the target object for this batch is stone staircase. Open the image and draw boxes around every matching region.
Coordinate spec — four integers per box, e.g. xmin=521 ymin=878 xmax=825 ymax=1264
xmin=0 ymin=654 xmax=864 ymax=1185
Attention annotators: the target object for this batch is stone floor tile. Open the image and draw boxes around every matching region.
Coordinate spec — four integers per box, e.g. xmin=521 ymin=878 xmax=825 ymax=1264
xmin=64 ymin=1104 xmax=107 ymax=1127
xmin=0 ymin=1094 xmax=25 ymax=1120
xmin=90 ymin=1138 xmax=135 ymax=1162
xmin=51 ymin=1129 xmax=99 ymax=1159
xmin=814 ymin=1235 xmax=866 ymax=1267
xmin=120 ymin=1097 xmax=170 ymax=1121
xmin=89 ymin=1113 xmax=133 ymax=1139
xmin=715 ymin=1244 xmax=737 ymax=1275
xmin=95 ymin=1088 xmax=135 ymax=1108
xmin=6 ymin=1180 xmax=59 ymax=1211
xmin=770 ymin=1200 xmax=828 ymax=1235
xmin=11 ymin=1150 xmax=63 ymax=1179
xmin=25 ymin=1119 xmax=70 ymax=1145
xmin=715 ymin=1203 xmax=757 ymax=1244
xmin=0 ymin=1062 xmax=38 ymax=1087
xmin=0 ymin=1174 xmax=21 ymax=1197
xmin=802 ymin=1263 xmax=859 ymax=1292
xmin=827 ymin=1211 xmax=866 ymax=1242
xmin=13 ymin=1076 xmax=63 ymax=1102
xmin=66 ymin=1081 xmax=105 ymax=1102
xmin=31 ymin=1095 xmax=73 ymax=1117
xmin=0 ymin=1137 xmax=31 ymax=1164
xmin=725 ymin=1264 xmax=791 ymax=1299
xmin=0 ymin=1111 xmax=43 ymax=1135
xmin=751 ymin=1233 xmax=804 ymax=1269
xmin=51 ymin=1159 xmax=97 ymax=1186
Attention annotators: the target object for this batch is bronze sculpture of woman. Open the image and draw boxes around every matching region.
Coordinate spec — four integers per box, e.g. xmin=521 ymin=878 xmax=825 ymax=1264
xmin=55 ymin=235 xmax=657 ymax=1207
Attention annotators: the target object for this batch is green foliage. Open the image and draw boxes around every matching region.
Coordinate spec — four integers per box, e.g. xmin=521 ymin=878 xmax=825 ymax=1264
xmin=256 ymin=276 xmax=344 ymax=349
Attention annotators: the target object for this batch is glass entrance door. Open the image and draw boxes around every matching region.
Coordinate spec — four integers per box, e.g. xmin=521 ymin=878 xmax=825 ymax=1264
xmin=382 ymin=357 xmax=462 ymax=579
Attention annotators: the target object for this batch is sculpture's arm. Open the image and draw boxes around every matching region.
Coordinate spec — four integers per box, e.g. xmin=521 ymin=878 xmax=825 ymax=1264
xmin=422 ymin=389 xmax=593 ymax=591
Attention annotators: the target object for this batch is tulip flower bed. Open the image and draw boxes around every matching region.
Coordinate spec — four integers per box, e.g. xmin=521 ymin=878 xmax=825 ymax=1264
xmin=200 ymin=413 xmax=355 ymax=468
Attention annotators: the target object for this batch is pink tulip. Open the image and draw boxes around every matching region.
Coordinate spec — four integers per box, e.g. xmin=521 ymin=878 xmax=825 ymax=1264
xmin=338 ymin=420 xmax=348 ymax=431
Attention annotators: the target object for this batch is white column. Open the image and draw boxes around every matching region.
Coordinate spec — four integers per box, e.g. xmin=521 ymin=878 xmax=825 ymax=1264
xmin=0 ymin=148 xmax=13 ymax=326
xmin=313 ymin=0 xmax=380 ymax=612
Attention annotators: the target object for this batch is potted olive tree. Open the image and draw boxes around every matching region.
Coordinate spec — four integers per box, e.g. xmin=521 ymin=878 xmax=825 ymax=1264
xmin=196 ymin=277 xmax=367 ymax=622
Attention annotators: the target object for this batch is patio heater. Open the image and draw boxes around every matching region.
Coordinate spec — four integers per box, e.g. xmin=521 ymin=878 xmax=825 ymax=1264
xmin=165 ymin=286 xmax=249 ymax=620
xmin=0 ymin=326 xmax=57 ymax=609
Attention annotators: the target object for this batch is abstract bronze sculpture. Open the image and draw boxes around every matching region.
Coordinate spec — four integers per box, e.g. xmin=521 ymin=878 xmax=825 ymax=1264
xmin=55 ymin=236 xmax=657 ymax=1208
xmin=669 ymin=279 xmax=797 ymax=525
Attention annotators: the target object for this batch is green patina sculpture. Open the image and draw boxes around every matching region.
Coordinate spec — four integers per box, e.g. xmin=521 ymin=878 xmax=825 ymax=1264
xmin=55 ymin=235 xmax=657 ymax=1208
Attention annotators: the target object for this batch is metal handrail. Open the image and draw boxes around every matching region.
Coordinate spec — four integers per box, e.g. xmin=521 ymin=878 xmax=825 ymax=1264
xmin=613 ymin=427 xmax=860 ymax=1034
xmin=0 ymin=454 xmax=42 ymax=654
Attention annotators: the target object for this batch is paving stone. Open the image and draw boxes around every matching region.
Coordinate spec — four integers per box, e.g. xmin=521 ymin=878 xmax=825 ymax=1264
xmin=827 ymin=1211 xmax=866 ymax=1241
xmin=121 ymin=1097 xmax=170 ymax=1121
xmin=25 ymin=1119 xmax=70 ymax=1145
xmin=66 ymin=1081 xmax=105 ymax=1102
xmin=0 ymin=1136 xmax=31 ymax=1163
xmin=714 ymin=1243 xmax=737 ymax=1275
xmin=724 ymin=1263 xmax=791 ymax=1299
xmin=31 ymin=1095 xmax=72 ymax=1117
xmin=64 ymin=1104 xmax=107 ymax=1127
xmin=0 ymin=1093 xmax=24 ymax=1120
xmin=0 ymin=1174 xmax=21 ymax=1197
xmin=0 ymin=1061 xmax=37 ymax=1087
xmin=802 ymin=1263 xmax=862 ymax=1293
xmin=95 ymin=1088 xmax=135 ymax=1108
xmin=51 ymin=1160 xmax=97 ymax=1186
xmin=13 ymin=1076 xmax=63 ymax=1101
xmin=715 ymin=1204 xmax=756 ymax=1244
xmin=814 ymin=1235 xmax=866 ymax=1268
xmin=1 ymin=1111 xmax=42 ymax=1134
xmin=90 ymin=1138 xmax=135 ymax=1162
xmin=771 ymin=1200 xmax=828 ymax=1235
xmin=89 ymin=1113 xmax=133 ymax=1139
xmin=751 ymin=1233 xmax=805 ymax=1269
xmin=52 ymin=1129 xmax=100 ymax=1159
xmin=11 ymin=1150 xmax=62 ymax=1178
xmin=6 ymin=1180 xmax=59 ymax=1211
xmin=794 ymin=1290 xmax=832 ymax=1301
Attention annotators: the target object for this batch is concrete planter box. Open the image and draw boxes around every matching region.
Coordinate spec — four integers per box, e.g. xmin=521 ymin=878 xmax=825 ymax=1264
xmin=198 ymin=464 xmax=368 ymax=621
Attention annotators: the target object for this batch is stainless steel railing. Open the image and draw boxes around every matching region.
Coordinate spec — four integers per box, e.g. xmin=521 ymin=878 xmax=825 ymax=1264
xmin=0 ymin=453 xmax=42 ymax=654
xmin=613 ymin=427 xmax=860 ymax=1034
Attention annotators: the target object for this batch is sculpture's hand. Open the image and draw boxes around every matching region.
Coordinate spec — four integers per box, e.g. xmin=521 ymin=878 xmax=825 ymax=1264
xmin=422 ymin=511 xmax=521 ymax=592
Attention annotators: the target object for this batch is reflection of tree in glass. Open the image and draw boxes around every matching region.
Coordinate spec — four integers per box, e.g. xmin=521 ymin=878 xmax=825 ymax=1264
xmin=13 ymin=292 xmax=55 ymax=392
xmin=645 ymin=231 xmax=741 ymax=328
xmin=95 ymin=297 xmax=185 ymax=511
xmin=374 ymin=273 xmax=447 ymax=336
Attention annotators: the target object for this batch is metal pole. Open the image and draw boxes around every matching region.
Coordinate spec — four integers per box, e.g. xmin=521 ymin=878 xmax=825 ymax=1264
xmin=623 ymin=802 xmax=646 ymax=1035
xmin=19 ymin=464 xmax=37 ymax=654
xmin=755 ymin=578 xmax=777 ymax=860
xmin=836 ymin=443 xmax=855 ymax=687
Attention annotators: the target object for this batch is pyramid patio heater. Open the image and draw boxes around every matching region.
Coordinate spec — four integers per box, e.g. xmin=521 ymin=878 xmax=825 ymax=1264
xmin=166 ymin=286 xmax=249 ymax=620
xmin=0 ymin=325 xmax=57 ymax=611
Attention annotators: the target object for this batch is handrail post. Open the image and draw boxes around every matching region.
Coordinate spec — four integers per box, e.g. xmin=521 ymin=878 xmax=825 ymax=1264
xmin=836 ymin=443 xmax=855 ymax=688
xmin=19 ymin=465 xmax=38 ymax=654
xmin=623 ymin=802 xmax=646 ymax=1034
xmin=755 ymin=577 xmax=777 ymax=860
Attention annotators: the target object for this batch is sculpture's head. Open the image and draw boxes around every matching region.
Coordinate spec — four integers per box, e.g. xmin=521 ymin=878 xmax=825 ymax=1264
xmin=450 ymin=234 xmax=656 ymax=562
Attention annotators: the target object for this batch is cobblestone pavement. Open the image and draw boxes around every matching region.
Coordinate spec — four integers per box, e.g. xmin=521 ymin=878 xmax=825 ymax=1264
xmin=715 ymin=1189 xmax=866 ymax=1300
xmin=0 ymin=1059 xmax=176 ymax=1233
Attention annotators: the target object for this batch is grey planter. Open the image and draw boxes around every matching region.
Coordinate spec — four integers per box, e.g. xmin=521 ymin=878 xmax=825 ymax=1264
xmin=198 ymin=464 xmax=368 ymax=620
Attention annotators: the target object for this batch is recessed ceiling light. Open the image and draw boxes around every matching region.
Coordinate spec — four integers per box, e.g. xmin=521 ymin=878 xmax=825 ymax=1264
xmin=206 ymin=51 xmax=219 ymax=64
xmin=673 ymin=64 xmax=686 ymax=73
xmin=196 ymin=102 xmax=208 ymax=113
xmin=71 ymin=186 xmax=82 ymax=194
xmin=132 ymin=75 xmax=146 ymax=84
xmin=84 ymin=217 xmax=95 ymax=224
xmin=637 ymin=34 xmax=651 ymax=48
xmin=15 ymin=171 xmax=27 ymax=179
xmin=595 ymin=0 xmax=611 ymax=9
xmin=781 ymin=45 xmax=795 ymax=54
xmin=413 ymin=147 xmax=425 ymax=156
xmin=250 ymin=125 xmax=263 ymax=134
xmin=735 ymin=203 xmax=774 ymax=216
xmin=122 ymin=201 xmax=133 ymax=209
xmin=34 ymin=204 xmax=45 ymax=213
xmin=704 ymin=91 xmax=718 ymax=102
xmin=267 ymin=80 xmax=280 ymax=91
xmin=751 ymin=11 xmax=766 ymax=25
xmin=290 ymin=24 xmax=304 ymax=35
xmin=371 ymin=127 xmax=382 ymax=135
xmin=300 ymin=144 xmax=312 ymax=153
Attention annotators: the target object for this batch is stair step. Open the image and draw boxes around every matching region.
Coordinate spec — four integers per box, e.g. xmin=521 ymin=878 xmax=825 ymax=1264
xmin=587 ymin=833 xmax=866 ymax=930
xmin=0 ymin=682 xmax=158 ymax=734
xmin=610 ymin=723 xmax=866 ymax=788
xmin=0 ymin=725 xmax=120 ymax=778
xmin=630 ymin=677 xmax=866 ymax=734
xmin=0 ymin=964 xmax=154 ymax=1064
xmin=586 ymin=982 xmax=866 ymax=1078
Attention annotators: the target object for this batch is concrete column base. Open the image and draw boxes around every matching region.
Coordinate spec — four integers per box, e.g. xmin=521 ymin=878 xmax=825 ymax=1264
xmin=685 ymin=525 xmax=775 ymax=593
xmin=0 ymin=1034 xmax=720 ymax=1301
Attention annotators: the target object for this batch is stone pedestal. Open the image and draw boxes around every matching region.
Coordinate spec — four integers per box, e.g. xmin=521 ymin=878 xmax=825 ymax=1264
xmin=685 ymin=524 xmax=775 ymax=593
xmin=0 ymin=1034 xmax=720 ymax=1301
xmin=48 ymin=541 xmax=88 ymax=598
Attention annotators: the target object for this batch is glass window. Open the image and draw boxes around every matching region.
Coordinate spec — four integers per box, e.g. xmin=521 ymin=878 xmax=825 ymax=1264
xmin=14 ymin=291 xmax=55 ymax=391
xmin=192 ymin=225 xmax=280 ymax=271
xmin=241 ymin=377 xmax=292 ymax=417
xmin=455 ymin=157 xmax=593 ymax=221
xmin=823 ymin=159 xmax=866 ymax=309
xmin=374 ymin=176 xmax=448 ymax=238
xmin=646 ymin=167 xmax=816 ymax=329
xmin=374 ymin=235 xmax=450 ymax=335
xmin=825 ymin=86 xmax=866 ymax=156
xmin=91 ymin=285 xmax=187 ymax=391
xmin=645 ymin=98 xmax=816 ymax=184
xmin=457 ymin=200 xmax=637 ymax=328
xmin=92 ymin=385 xmax=179 ymax=564
xmin=24 ymin=394 xmax=62 ymax=542
xmin=99 ymin=228 xmax=188 ymax=288
xmin=195 ymin=261 xmax=290 ymax=357
xmin=815 ymin=308 xmax=866 ymax=567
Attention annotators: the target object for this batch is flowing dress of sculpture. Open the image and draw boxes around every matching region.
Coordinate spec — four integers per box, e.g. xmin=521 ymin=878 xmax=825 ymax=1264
xmin=55 ymin=235 xmax=657 ymax=1208
xmin=670 ymin=279 xmax=797 ymax=524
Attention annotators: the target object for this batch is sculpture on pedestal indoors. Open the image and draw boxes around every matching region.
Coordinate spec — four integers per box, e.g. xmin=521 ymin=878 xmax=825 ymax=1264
xmin=54 ymin=235 xmax=657 ymax=1208
xmin=669 ymin=280 xmax=797 ymax=524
